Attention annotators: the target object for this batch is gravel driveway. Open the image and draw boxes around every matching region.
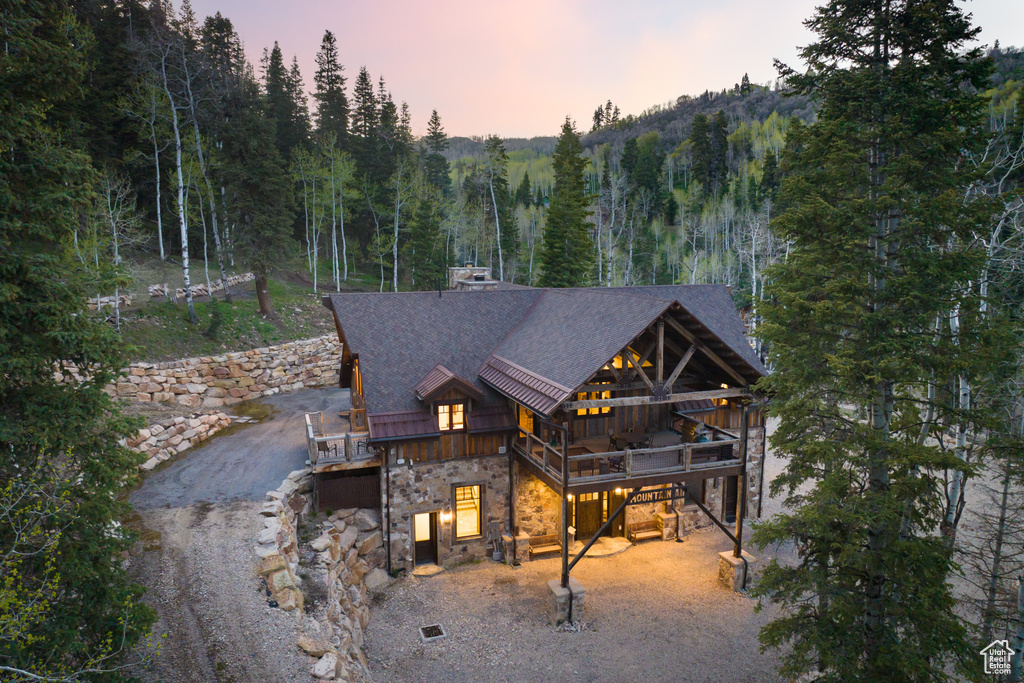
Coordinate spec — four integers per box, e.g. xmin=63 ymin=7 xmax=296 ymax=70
xmin=128 ymin=387 xmax=351 ymax=682
xmin=364 ymin=527 xmax=785 ymax=683
xmin=131 ymin=387 xmax=350 ymax=509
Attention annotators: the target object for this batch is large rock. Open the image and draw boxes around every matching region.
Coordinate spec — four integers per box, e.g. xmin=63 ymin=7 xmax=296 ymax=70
xmin=337 ymin=526 xmax=359 ymax=552
xmin=311 ymin=652 xmax=338 ymax=680
xmin=364 ymin=568 xmax=389 ymax=591
xmin=357 ymin=531 xmax=382 ymax=556
xmin=256 ymin=554 xmax=286 ymax=577
xmin=334 ymin=508 xmax=358 ymax=521
xmin=311 ymin=533 xmax=333 ymax=552
xmin=351 ymin=509 xmax=380 ymax=532
xmin=296 ymin=618 xmax=332 ymax=657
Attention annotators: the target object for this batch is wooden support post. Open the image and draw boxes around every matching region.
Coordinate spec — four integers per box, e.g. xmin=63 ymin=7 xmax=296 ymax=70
xmin=624 ymin=349 xmax=655 ymax=392
xmin=664 ymin=344 xmax=697 ymax=391
xmin=657 ymin=320 xmax=665 ymax=384
xmin=568 ymin=487 xmax=642 ymax=572
xmin=560 ymin=420 xmax=571 ymax=588
xmin=733 ymin=404 xmax=750 ymax=559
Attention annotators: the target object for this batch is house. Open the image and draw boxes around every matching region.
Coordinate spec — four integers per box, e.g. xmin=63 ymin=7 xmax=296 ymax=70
xmin=313 ymin=274 xmax=767 ymax=593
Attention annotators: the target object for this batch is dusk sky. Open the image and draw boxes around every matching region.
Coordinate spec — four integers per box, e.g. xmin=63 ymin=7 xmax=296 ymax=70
xmin=189 ymin=0 xmax=1024 ymax=139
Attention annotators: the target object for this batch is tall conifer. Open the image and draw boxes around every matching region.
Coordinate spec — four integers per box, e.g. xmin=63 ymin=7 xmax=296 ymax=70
xmin=539 ymin=119 xmax=593 ymax=287
xmin=313 ymin=30 xmax=348 ymax=147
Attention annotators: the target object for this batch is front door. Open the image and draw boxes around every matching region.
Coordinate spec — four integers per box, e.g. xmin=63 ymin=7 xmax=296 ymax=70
xmin=414 ymin=511 xmax=438 ymax=566
xmin=575 ymin=492 xmax=604 ymax=539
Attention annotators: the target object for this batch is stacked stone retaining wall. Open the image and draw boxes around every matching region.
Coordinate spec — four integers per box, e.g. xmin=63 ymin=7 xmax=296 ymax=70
xmin=256 ymin=469 xmax=382 ymax=682
xmin=123 ymin=411 xmax=233 ymax=471
xmin=58 ymin=335 xmax=340 ymax=410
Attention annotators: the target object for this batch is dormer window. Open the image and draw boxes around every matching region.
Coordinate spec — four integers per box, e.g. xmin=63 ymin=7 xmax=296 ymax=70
xmin=438 ymin=402 xmax=466 ymax=431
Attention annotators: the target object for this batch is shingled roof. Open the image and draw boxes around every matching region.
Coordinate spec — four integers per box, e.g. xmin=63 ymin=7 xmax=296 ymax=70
xmin=325 ymin=284 xmax=765 ymax=434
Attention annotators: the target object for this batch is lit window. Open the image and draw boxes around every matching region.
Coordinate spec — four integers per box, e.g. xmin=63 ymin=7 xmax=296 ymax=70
xmin=576 ymin=384 xmax=611 ymax=416
xmin=454 ymin=485 xmax=481 ymax=538
xmin=438 ymin=402 xmax=465 ymax=431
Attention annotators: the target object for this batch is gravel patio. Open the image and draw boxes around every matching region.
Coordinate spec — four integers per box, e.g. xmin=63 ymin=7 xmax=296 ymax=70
xmin=364 ymin=526 xmax=786 ymax=683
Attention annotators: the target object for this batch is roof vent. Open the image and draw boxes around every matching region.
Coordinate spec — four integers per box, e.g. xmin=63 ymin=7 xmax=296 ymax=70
xmin=465 ymin=261 xmax=474 ymax=268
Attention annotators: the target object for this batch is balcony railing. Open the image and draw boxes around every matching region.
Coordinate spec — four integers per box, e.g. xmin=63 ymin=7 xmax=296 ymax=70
xmin=305 ymin=411 xmax=376 ymax=467
xmin=513 ymin=427 xmax=740 ymax=486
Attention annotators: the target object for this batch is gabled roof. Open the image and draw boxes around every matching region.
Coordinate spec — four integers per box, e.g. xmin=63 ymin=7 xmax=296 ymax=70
xmin=414 ymin=364 xmax=483 ymax=404
xmin=326 ymin=284 xmax=766 ymax=437
xmin=368 ymin=410 xmax=440 ymax=442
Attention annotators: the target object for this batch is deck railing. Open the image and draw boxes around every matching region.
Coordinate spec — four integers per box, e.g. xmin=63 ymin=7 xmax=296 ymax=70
xmin=513 ymin=427 xmax=740 ymax=486
xmin=305 ymin=412 xmax=375 ymax=467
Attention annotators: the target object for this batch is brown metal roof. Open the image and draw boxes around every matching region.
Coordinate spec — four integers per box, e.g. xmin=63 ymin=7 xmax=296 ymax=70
xmin=465 ymin=403 xmax=517 ymax=433
xmin=413 ymin=364 xmax=483 ymax=404
xmin=368 ymin=410 xmax=440 ymax=442
xmin=674 ymin=399 xmax=716 ymax=413
xmin=479 ymin=355 xmax=572 ymax=416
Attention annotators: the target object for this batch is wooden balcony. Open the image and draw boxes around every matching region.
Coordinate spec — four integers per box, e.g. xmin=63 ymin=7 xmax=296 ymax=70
xmin=512 ymin=427 xmax=742 ymax=495
xmin=305 ymin=411 xmax=379 ymax=472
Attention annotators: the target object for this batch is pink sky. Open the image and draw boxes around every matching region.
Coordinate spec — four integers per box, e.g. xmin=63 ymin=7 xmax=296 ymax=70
xmin=189 ymin=0 xmax=1024 ymax=139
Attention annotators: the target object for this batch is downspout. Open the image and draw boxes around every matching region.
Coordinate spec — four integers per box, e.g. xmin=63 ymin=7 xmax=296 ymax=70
xmin=384 ymin=442 xmax=392 ymax=575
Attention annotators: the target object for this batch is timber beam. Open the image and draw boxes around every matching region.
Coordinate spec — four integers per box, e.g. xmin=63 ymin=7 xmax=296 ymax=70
xmin=663 ymin=315 xmax=748 ymax=386
xmin=561 ymin=387 xmax=749 ymax=412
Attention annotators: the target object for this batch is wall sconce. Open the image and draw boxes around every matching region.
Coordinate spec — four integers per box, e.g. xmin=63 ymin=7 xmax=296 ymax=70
xmin=614 ymin=488 xmax=623 ymax=495
xmin=566 ymin=494 xmax=573 ymax=501
xmin=441 ymin=511 xmax=452 ymax=523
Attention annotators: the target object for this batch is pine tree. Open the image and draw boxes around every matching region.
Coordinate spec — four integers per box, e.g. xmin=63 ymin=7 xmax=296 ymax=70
xmin=539 ymin=119 xmax=593 ymax=287
xmin=688 ymin=113 xmax=711 ymax=191
xmin=287 ymin=55 xmax=311 ymax=146
xmin=313 ymin=30 xmax=348 ymax=147
xmin=709 ymin=110 xmax=728 ymax=195
xmin=740 ymin=72 xmax=751 ymax=95
xmin=752 ymin=0 xmax=996 ymax=680
xmin=760 ymin=149 xmax=778 ymax=203
xmin=422 ymin=109 xmax=450 ymax=194
xmin=1 ymin=2 xmax=154 ymax=676
xmin=515 ymin=170 xmax=532 ymax=207
xmin=405 ymin=196 xmax=446 ymax=290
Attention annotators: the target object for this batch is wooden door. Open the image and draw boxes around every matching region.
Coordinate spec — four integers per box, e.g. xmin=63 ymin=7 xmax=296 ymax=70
xmin=414 ymin=512 xmax=438 ymax=566
xmin=608 ymin=489 xmax=626 ymax=537
xmin=575 ymin=492 xmax=603 ymax=539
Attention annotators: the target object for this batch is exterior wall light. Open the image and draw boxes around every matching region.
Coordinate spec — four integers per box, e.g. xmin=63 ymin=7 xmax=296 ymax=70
xmin=441 ymin=510 xmax=452 ymax=523
xmin=615 ymin=488 xmax=623 ymax=495
xmin=566 ymin=494 xmax=573 ymax=501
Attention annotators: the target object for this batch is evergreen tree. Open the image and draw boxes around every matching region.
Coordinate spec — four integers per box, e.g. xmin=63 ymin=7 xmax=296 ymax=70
xmin=287 ymin=56 xmax=311 ymax=146
xmin=313 ymin=29 xmax=348 ymax=147
xmin=752 ymin=1 xmax=997 ymax=680
xmin=262 ymin=42 xmax=294 ymax=158
xmin=515 ymin=170 xmax=532 ymax=207
xmin=221 ymin=74 xmax=295 ymax=317
xmin=484 ymin=135 xmax=516 ymax=280
xmin=539 ymin=119 xmax=593 ymax=287
xmin=688 ymin=113 xmax=711 ymax=191
xmin=760 ymin=149 xmax=778 ymax=203
xmin=0 ymin=2 xmax=155 ymax=677
xmin=740 ymin=72 xmax=751 ymax=95
xmin=422 ymin=109 xmax=450 ymax=194
xmin=405 ymin=196 xmax=447 ymax=290
xmin=709 ymin=110 xmax=728 ymax=194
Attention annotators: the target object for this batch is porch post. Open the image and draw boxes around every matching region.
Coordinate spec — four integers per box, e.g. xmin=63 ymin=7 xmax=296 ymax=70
xmin=561 ymin=420 xmax=570 ymax=588
xmin=733 ymin=403 xmax=750 ymax=558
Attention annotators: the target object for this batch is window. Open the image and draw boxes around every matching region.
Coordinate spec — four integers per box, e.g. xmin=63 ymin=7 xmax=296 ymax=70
xmin=454 ymin=485 xmax=481 ymax=538
xmin=438 ymin=402 xmax=465 ymax=431
xmin=576 ymin=384 xmax=611 ymax=416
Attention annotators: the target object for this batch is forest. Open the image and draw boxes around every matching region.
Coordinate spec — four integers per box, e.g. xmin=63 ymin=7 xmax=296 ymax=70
xmin=5 ymin=0 xmax=1024 ymax=680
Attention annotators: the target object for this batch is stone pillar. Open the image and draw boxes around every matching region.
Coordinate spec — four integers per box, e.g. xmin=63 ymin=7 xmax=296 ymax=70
xmin=546 ymin=576 xmax=586 ymax=625
xmin=718 ymin=550 xmax=757 ymax=592
xmin=514 ymin=532 xmax=530 ymax=565
xmin=657 ymin=511 xmax=677 ymax=541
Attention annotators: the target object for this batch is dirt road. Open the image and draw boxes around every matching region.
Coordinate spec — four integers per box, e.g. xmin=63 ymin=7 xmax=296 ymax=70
xmin=127 ymin=388 xmax=351 ymax=682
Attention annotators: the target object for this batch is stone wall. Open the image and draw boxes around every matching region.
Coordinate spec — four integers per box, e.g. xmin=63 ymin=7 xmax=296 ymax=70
xmin=513 ymin=464 xmax=562 ymax=538
xmin=59 ymin=335 xmax=341 ymax=409
xmin=387 ymin=454 xmax=510 ymax=573
xmin=124 ymin=411 xmax=233 ymax=471
xmin=256 ymin=469 xmax=382 ymax=682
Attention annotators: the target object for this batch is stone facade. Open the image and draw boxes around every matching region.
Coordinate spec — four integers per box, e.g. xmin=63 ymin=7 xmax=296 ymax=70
xmin=256 ymin=469 xmax=379 ymax=682
xmin=513 ymin=464 xmax=562 ymax=537
xmin=125 ymin=412 xmax=233 ymax=471
xmin=386 ymin=454 xmax=510 ymax=573
xmin=58 ymin=335 xmax=340 ymax=409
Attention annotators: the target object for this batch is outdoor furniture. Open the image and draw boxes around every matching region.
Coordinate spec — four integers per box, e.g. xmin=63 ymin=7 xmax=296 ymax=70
xmin=613 ymin=431 xmax=651 ymax=448
xmin=528 ymin=533 xmax=562 ymax=557
xmin=627 ymin=519 xmax=663 ymax=543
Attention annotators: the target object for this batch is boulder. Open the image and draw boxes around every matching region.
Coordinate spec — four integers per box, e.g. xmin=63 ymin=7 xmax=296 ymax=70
xmin=287 ymin=468 xmax=310 ymax=481
xmin=267 ymin=569 xmax=295 ymax=592
xmin=357 ymin=531 xmax=382 ymax=556
xmin=337 ymin=526 xmax=359 ymax=552
xmin=276 ymin=586 xmax=303 ymax=612
xmin=296 ymin=618 xmax=332 ymax=657
xmin=351 ymin=509 xmax=380 ymax=532
xmin=334 ymin=508 xmax=358 ymax=521
xmin=278 ymin=478 xmax=299 ymax=496
xmin=364 ymin=568 xmax=389 ymax=591
xmin=311 ymin=533 xmax=333 ymax=552
xmin=311 ymin=652 xmax=338 ymax=680
xmin=256 ymin=554 xmax=287 ymax=577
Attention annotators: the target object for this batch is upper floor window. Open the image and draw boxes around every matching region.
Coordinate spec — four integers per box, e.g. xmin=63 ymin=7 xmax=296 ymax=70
xmin=576 ymin=383 xmax=611 ymax=416
xmin=438 ymin=402 xmax=465 ymax=431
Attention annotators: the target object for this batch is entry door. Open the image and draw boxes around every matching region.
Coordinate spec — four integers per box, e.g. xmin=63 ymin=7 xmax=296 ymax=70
xmin=575 ymin=492 xmax=604 ymax=539
xmin=414 ymin=512 xmax=438 ymax=566
xmin=608 ymin=489 xmax=626 ymax=537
